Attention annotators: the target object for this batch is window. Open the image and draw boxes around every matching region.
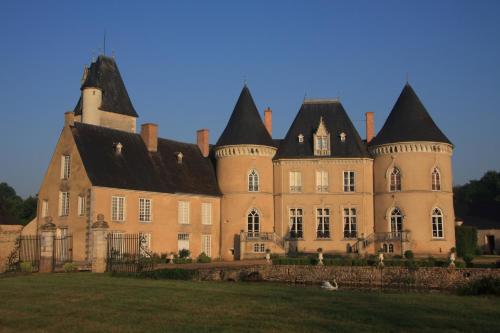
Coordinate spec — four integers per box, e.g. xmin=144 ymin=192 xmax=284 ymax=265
xmin=77 ymin=195 xmax=86 ymax=216
xmin=314 ymin=117 xmax=330 ymax=156
xmin=178 ymin=233 xmax=190 ymax=251
xmin=316 ymin=170 xmax=329 ymax=192
xmin=202 ymin=234 xmax=212 ymax=257
xmin=289 ymin=208 xmax=303 ymax=239
xmin=343 ymin=171 xmax=355 ymax=192
xmin=42 ymin=200 xmax=49 ymax=218
xmin=139 ymin=232 xmax=151 ymax=255
xmin=178 ymin=201 xmax=190 ymax=224
xmin=316 ymin=208 xmax=331 ymax=239
xmin=139 ymin=198 xmax=152 ymax=222
xmin=61 ymin=155 xmax=71 ymax=179
xmin=289 ymin=171 xmax=302 ymax=192
xmin=432 ymin=168 xmax=441 ymax=191
xmin=59 ymin=192 xmax=70 ymax=216
xmin=298 ymin=134 xmax=304 ymax=143
xmin=253 ymin=243 xmax=265 ymax=253
xmin=201 ymin=203 xmax=212 ymax=225
xmin=390 ymin=208 xmax=403 ymax=236
xmin=343 ymin=208 xmax=357 ymax=239
xmin=390 ymin=168 xmax=401 ymax=192
xmin=111 ymin=196 xmax=125 ymax=221
xmin=247 ymin=209 xmax=260 ymax=235
xmin=248 ymin=169 xmax=259 ymax=192
xmin=432 ymin=208 xmax=444 ymax=239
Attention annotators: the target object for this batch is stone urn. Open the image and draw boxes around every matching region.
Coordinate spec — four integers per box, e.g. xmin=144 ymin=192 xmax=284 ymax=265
xmin=449 ymin=252 xmax=456 ymax=268
xmin=265 ymin=249 xmax=271 ymax=264
xmin=317 ymin=248 xmax=324 ymax=266
xmin=168 ymin=252 xmax=175 ymax=264
xmin=378 ymin=252 xmax=385 ymax=267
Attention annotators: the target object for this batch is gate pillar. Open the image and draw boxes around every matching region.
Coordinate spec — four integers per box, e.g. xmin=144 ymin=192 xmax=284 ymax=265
xmin=91 ymin=214 xmax=109 ymax=273
xmin=40 ymin=217 xmax=56 ymax=273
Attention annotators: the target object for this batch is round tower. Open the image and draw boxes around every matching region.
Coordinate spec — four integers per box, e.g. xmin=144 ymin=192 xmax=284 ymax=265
xmin=370 ymin=84 xmax=455 ymax=257
xmin=215 ymin=86 xmax=277 ymax=260
xmin=81 ymin=87 xmax=102 ymax=126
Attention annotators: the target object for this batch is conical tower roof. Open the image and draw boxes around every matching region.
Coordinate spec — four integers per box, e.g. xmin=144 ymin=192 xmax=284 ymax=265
xmin=370 ymin=83 xmax=451 ymax=146
xmin=216 ymin=85 xmax=274 ymax=147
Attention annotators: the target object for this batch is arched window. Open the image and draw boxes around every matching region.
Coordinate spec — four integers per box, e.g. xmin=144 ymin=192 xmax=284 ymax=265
xmin=388 ymin=244 xmax=394 ymax=253
xmin=432 ymin=168 xmax=441 ymax=191
xmin=432 ymin=208 xmax=444 ymax=239
xmin=390 ymin=168 xmax=401 ymax=192
xmin=247 ymin=209 xmax=260 ymax=235
xmin=248 ymin=169 xmax=259 ymax=192
xmin=390 ymin=208 xmax=403 ymax=236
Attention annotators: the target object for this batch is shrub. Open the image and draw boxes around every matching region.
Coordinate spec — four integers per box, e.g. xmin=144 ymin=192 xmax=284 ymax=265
xmin=455 ymin=226 xmax=478 ymax=258
xmin=19 ymin=261 xmax=32 ymax=273
xmin=404 ymin=250 xmax=414 ymax=260
xmin=405 ymin=260 xmax=418 ymax=269
xmin=63 ymin=262 xmax=78 ymax=272
xmin=463 ymin=254 xmax=474 ymax=267
xmin=178 ymin=249 xmax=190 ymax=259
xmin=174 ymin=258 xmax=193 ymax=264
xmin=459 ymin=277 xmax=500 ymax=296
xmin=197 ymin=252 xmax=211 ymax=263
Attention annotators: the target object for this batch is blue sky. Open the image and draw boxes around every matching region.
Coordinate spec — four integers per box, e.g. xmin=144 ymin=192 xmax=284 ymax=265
xmin=0 ymin=1 xmax=499 ymax=197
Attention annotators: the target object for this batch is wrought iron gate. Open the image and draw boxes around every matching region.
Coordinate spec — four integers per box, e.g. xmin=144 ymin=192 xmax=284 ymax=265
xmin=106 ymin=233 xmax=154 ymax=273
xmin=7 ymin=235 xmax=41 ymax=272
xmin=53 ymin=234 xmax=73 ymax=270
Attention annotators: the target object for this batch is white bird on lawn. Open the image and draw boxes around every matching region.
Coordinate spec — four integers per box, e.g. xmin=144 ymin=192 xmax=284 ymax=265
xmin=321 ymin=280 xmax=339 ymax=291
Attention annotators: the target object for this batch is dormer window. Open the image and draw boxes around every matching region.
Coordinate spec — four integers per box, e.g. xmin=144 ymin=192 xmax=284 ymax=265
xmin=314 ymin=117 xmax=330 ymax=156
xmin=298 ymin=134 xmax=304 ymax=143
xmin=176 ymin=152 xmax=184 ymax=164
xmin=340 ymin=132 xmax=347 ymax=142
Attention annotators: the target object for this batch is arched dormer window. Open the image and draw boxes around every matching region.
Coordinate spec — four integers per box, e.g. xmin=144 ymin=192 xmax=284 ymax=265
xmin=431 ymin=208 xmax=444 ymax=239
xmin=390 ymin=168 xmax=401 ymax=192
xmin=432 ymin=168 xmax=441 ymax=191
xmin=247 ymin=209 xmax=260 ymax=235
xmin=390 ymin=208 xmax=403 ymax=236
xmin=314 ymin=117 xmax=330 ymax=156
xmin=248 ymin=169 xmax=259 ymax=192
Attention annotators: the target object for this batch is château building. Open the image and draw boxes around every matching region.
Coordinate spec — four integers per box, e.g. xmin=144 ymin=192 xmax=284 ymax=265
xmin=35 ymin=55 xmax=456 ymax=262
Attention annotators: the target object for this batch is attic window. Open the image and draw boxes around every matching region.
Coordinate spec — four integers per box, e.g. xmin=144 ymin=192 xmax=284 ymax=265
xmin=313 ymin=117 xmax=330 ymax=156
xmin=340 ymin=132 xmax=347 ymax=142
xmin=114 ymin=142 xmax=123 ymax=154
xmin=176 ymin=152 xmax=184 ymax=164
xmin=298 ymin=134 xmax=304 ymax=143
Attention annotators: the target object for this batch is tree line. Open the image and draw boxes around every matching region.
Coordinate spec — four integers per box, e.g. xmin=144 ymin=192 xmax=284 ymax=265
xmin=0 ymin=182 xmax=37 ymax=225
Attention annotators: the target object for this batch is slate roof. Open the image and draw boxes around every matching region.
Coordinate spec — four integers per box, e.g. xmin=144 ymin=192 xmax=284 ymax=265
xmin=71 ymin=122 xmax=220 ymax=196
xmin=216 ymin=86 xmax=274 ymax=147
xmin=370 ymin=84 xmax=451 ymax=146
xmin=73 ymin=55 xmax=138 ymax=118
xmin=275 ymin=99 xmax=370 ymax=159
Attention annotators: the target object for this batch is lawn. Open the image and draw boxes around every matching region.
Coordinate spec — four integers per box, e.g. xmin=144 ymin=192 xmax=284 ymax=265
xmin=0 ymin=273 xmax=499 ymax=333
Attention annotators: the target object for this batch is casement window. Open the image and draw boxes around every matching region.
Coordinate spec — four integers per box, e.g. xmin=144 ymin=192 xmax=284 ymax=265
xmin=253 ymin=243 xmax=265 ymax=253
xmin=111 ymin=196 xmax=126 ymax=222
xmin=247 ymin=209 xmax=260 ymax=234
xmin=177 ymin=233 xmax=190 ymax=251
xmin=289 ymin=171 xmax=302 ymax=192
xmin=314 ymin=117 xmax=330 ymax=156
xmin=343 ymin=171 xmax=355 ymax=192
xmin=432 ymin=168 xmax=441 ymax=191
xmin=77 ymin=195 xmax=86 ymax=216
xmin=316 ymin=208 xmax=330 ymax=239
xmin=432 ymin=208 xmax=444 ymax=239
xmin=202 ymin=234 xmax=212 ymax=257
xmin=178 ymin=201 xmax=190 ymax=224
xmin=139 ymin=232 xmax=151 ymax=255
xmin=289 ymin=208 xmax=303 ymax=239
xmin=248 ymin=169 xmax=259 ymax=192
xmin=316 ymin=170 xmax=329 ymax=192
xmin=60 ymin=155 xmax=71 ymax=179
xmin=201 ymin=203 xmax=212 ymax=225
xmin=343 ymin=208 xmax=357 ymax=239
xmin=139 ymin=198 xmax=152 ymax=222
xmin=42 ymin=200 xmax=49 ymax=218
xmin=390 ymin=168 xmax=402 ymax=192
xmin=59 ymin=192 xmax=70 ymax=216
xmin=390 ymin=208 xmax=403 ymax=236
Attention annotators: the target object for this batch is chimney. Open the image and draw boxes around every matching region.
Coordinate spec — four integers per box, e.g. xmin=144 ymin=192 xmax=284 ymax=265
xmin=141 ymin=123 xmax=158 ymax=153
xmin=64 ymin=111 xmax=75 ymax=127
xmin=197 ymin=129 xmax=209 ymax=157
xmin=365 ymin=112 xmax=374 ymax=143
xmin=264 ymin=107 xmax=272 ymax=136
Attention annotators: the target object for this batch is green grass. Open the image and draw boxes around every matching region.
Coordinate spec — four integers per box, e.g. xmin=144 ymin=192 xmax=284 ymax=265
xmin=1 ymin=274 xmax=500 ymax=333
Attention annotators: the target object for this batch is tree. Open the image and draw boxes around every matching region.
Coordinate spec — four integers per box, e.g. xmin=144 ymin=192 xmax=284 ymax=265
xmin=0 ymin=182 xmax=37 ymax=225
xmin=454 ymin=171 xmax=500 ymax=220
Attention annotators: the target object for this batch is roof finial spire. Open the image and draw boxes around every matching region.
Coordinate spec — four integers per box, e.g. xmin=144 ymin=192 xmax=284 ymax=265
xmin=406 ymin=72 xmax=409 ymax=84
xmin=103 ymin=30 xmax=107 ymax=56
xmin=243 ymin=76 xmax=247 ymax=87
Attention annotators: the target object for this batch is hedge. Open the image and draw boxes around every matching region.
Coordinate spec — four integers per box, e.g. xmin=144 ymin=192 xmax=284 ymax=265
xmin=455 ymin=226 xmax=478 ymax=257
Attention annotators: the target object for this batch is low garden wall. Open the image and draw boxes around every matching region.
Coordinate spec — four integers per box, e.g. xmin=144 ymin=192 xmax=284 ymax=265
xmin=194 ymin=265 xmax=500 ymax=291
xmin=0 ymin=225 xmax=23 ymax=273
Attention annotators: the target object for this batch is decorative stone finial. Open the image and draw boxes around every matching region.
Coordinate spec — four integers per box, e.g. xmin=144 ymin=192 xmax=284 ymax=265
xmin=92 ymin=214 xmax=109 ymax=229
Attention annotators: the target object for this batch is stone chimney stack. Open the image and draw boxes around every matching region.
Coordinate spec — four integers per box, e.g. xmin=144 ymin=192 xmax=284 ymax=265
xmin=365 ymin=112 xmax=374 ymax=143
xmin=264 ymin=107 xmax=272 ymax=136
xmin=197 ymin=129 xmax=210 ymax=158
xmin=64 ymin=111 xmax=75 ymax=127
xmin=141 ymin=123 xmax=158 ymax=153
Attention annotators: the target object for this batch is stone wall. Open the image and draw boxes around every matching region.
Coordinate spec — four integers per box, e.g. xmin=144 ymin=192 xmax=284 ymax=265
xmin=0 ymin=225 xmax=22 ymax=273
xmin=195 ymin=265 xmax=500 ymax=291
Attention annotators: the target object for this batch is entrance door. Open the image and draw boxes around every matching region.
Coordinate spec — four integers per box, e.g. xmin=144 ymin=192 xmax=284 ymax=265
xmin=486 ymin=235 xmax=495 ymax=254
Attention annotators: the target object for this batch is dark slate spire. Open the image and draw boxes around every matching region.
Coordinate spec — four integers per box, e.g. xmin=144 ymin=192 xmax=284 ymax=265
xmin=73 ymin=55 xmax=138 ymax=118
xmin=370 ymin=84 xmax=451 ymax=146
xmin=216 ymin=85 xmax=274 ymax=147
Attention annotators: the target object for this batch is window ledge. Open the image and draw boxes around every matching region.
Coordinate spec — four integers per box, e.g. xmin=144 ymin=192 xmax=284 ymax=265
xmin=139 ymin=221 xmax=152 ymax=224
xmin=315 ymin=238 xmax=332 ymax=241
xmin=431 ymin=238 xmax=446 ymax=241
